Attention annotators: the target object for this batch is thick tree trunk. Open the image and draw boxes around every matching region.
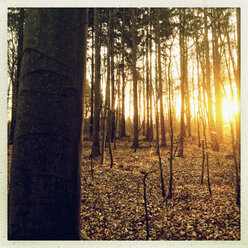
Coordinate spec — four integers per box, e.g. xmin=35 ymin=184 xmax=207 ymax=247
xmin=8 ymin=8 xmax=88 ymax=240
xmin=91 ymin=8 xmax=101 ymax=157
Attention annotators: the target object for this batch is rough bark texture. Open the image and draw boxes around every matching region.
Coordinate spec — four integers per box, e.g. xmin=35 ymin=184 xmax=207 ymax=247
xmin=10 ymin=8 xmax=25 ymax=144
xmin=8 ymin=8 xmax=88 ymax=240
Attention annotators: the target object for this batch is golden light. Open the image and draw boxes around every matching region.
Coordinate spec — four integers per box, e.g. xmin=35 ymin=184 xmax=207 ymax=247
xmin=222 ymin=84 xmax=238 ymax=123
xmin=174 ymin=84 xmax=238 ymax=125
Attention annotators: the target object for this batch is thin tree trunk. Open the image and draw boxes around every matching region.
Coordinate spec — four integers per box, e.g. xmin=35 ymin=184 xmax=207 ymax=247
xmin=201 ymin=140 xmax=205 ymax=184
xmin=212 ymin=9 xmax=223 ymax=143
xmin=110 ymin=9 xmax=116 ymax=143
xmin=91 ymin=8 xmax=101 ymax=157
xmin=236 ymin=8 xmax=241 ymax=155
xmin=185 ymin=38 xmax=191 ymax=137
xmin=196 ymin=48 xmax=201 ymax=148
xmin=101 ymin=12 xmax=111 ymax=164
xmin=155 ymin=44 xmax=160 ymax=155
xmin=149 ymin=11 xmax=153 ymax=141
xmin=120 ymin=9 xmax=126 ymax=137
xmin=204 ymin=8 xmax=219 ymax=152
xmin=168 ymin=44 xmax=173 ymax=199
xmin=158 ymin=38 xmax=166 ymax=146
xmin=143 ymin=52 xmax=146 ymax=136
xmin=178 ymin=9 xmax=185 ymax=157
xmin=146 ymin=22 xmax=150 ymax=140
xmin=90 ymin=23 xmax=94 ymax=139
xmin=132 ymin=8 xmax=139 ymax=151
xmin=142 ymin=172 xmax=150 ymax=240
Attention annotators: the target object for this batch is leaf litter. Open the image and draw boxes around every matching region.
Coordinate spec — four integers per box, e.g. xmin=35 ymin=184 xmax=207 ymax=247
xmin=80 ymin=138 xmax=240 ymax=240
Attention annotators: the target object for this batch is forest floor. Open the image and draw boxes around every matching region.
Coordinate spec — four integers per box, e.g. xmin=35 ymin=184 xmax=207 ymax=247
xmin=7 ymin=136 xmax=240 ymax=240
xmin=80 ymin=136 xmax=240 ymax=240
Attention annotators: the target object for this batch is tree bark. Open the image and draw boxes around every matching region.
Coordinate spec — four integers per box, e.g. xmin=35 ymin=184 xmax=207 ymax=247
xmin=149 ymin=12 xmax=153 ymax=141
xmin=10 ymin=8 xmax=25 ymax=144
xmin=91 ymin=8 xmax=101 ymax=157
xmin=178 ymin=9 xmax=185 ymax=157
xmin=204 ymin=9 xmax=219 ymax=151
xmin=184 ymin=38 xmax=191 ymax=137
xmin=146 ymin=22 xmax=150 ymax=140
xmin=158 ymin=38 xmax=166 ymax=146
xmin=110 ymin=9 xmax=116 ymax=142
xmin=167 ymin=42 xmax=173 ymax=199
xmin=236 ymin=8 xmax=241 ymax=155
xmin=142 ymin=52 xmax=146 ymax=136
xmin=132 ymin=9 xmax=139 ymax=150
xmin=120 ymin=9 xmax=126 ymax=138
xmin=212 ymin=9 xmax=223 ymax=143
xmin=8 ymin=8 xmax=88 ymax=240
xmin=90 ymin=22 xmax=94 ymax=139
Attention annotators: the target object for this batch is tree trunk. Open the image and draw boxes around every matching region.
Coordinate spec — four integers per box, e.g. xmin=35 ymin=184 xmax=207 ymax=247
xmin=149 ymin=14 xmax=153 ymax=141
xmin=142 ymin=52 xmax=146 ymax=136
xmin=184 ymin=38 xmax=191 ymax=137
xmin=236 ymin=8 xmax=240 ymax=155
xmin=158 ymin=38 xmax=166 ymax=147
xmin=120 ymin=9 xmax=126 ymax=138
xmin=204 ymin=9 xmax=219 ymax=151
xmin=155 ymin=43 xmax=160 ymax=155
xmin=110 ymin=9 xmax=116 ymax=142
xmin=212 ymin=9 xmax=223 ymax=143
xmin=10 ymin=8 xmax=25 ymax=144
xmin=90 ymin=23 xmax=94 ymax=139
xmin=91 ymin=8 xmax=101 ymax=157
xmin=178 ymin=9 xmax=185 ymax=157
xmin=167 ymin=42 xmax=173 ymax=199
xmin=132 ymin=8 xmax=139 ymax=150
xmin=146 ymin=23 xmax=150 ymax=140
xmin=8 ymin=8 xmax=88 ymax=240
xmin=101 ymin=10 xmax=111 ymax=164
